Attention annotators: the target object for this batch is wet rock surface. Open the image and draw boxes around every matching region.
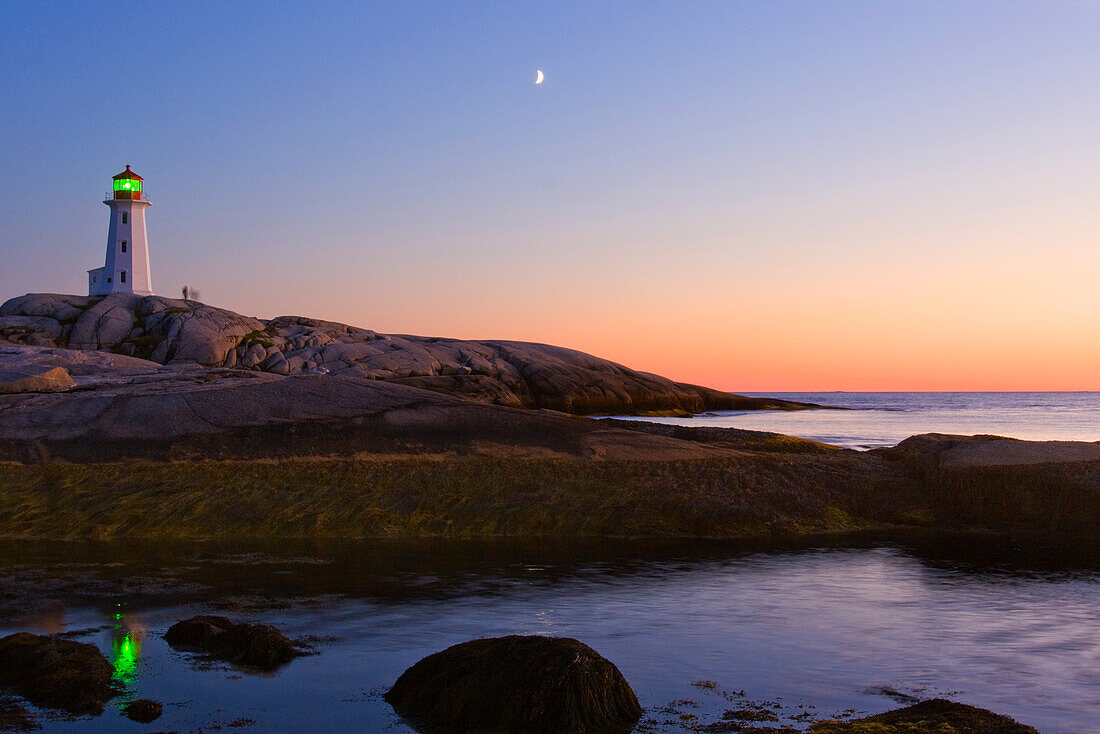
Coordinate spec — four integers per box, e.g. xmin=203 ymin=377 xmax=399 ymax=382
xmin=165 ymin=615 xmax=300 ymax=669
xmin=385 ymin=635 xmax=643 ymax=734
xmin=0 ymin=632 xmax=117 ymax=714
xmin=122 ymin=698 xmax=163 ymax=723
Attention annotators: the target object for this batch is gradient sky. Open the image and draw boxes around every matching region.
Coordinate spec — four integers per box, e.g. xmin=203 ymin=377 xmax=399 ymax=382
xmin=2 ymin=1 xmax=1098 ymax=391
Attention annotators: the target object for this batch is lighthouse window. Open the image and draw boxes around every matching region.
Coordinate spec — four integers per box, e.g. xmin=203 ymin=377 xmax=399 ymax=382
xmin=121 ymin=240 xmax=127 ymax=253
xmin=120 ymin=271 xmax=127 ymax=283
xmin=121 ymin=212 xmax=127 ymax=224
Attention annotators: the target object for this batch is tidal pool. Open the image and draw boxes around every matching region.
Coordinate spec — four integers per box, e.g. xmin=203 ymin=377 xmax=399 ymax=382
xmin=0 ymin=536 xmax=1095 ymax=733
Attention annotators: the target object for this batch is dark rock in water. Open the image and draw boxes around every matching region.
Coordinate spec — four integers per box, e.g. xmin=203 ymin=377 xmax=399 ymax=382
xmin=209 ymin=623 xmax=300 ymax=668
xmin=163 ymin=615 xmax=234 ymax=647
xmin=811 ymin=698 xmax=1039 ymax=733
xmin=0 ymin=632 xmax=117 ymax=714
xmin=385 ymin=635 xmax=642 ymax=734
xmin=165 ymin=615 xmax=299 ymax=669
xmin=123 ymin=698 xmax=163 ymax=723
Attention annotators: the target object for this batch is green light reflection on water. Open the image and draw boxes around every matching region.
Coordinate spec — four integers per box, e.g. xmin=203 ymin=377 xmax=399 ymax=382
xmin=111 ymin=610 xmax=142 ymax=685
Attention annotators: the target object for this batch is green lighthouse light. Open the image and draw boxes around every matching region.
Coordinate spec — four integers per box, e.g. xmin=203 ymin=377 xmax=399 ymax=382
xmin=113 ymin=177 xmax=142 ymax=194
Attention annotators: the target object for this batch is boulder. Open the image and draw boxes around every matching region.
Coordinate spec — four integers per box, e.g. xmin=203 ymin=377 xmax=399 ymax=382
xmin=165 ymin=615 xmax=299 ymax=669
xmin=0 ymin=366 xmax=75 ymax=394
xmin=67 ymin=294 xmax=142 ymax=350
xmin=148 ymin=302 xmax=264 ymax=366
xmin=810 ymin=698 xmax=1038 ymax=733
xmin=164 ymin=614 xmax=234 ymax=648
xmin=0 ymin=632 xmax=117 ymax=714
xmin=0 ymin=293 xmax=95 ymax=321
xmin=208 ymin=623 xmax=300 ymax=668
xmin=239 ymin=342 xmax=268 ymax=368
xmin=261 ymin=350 xmax=290 ymax=375
xmin=0 ymin=315 xmax=64 ymax=345
xmin=122 ymin=698 xmax=163 ymax=723
xmin=384 ymin=635 xmax=642 ymax=734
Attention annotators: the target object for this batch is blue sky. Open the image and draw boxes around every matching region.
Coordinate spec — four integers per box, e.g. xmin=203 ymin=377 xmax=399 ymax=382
xmin=2 ymin=1 xmax=1098 ymax=389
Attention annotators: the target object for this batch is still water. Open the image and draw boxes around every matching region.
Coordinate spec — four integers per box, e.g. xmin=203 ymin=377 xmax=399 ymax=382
xmin=616 ymin=392 xmax=1100 ymax=449
xmin=0 ymin=538 xmax=1096 ymax=733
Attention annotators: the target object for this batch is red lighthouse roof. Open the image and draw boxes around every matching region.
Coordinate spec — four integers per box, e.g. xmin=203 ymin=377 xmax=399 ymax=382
xmin=113 ymin=164 xmax=143 ymax=181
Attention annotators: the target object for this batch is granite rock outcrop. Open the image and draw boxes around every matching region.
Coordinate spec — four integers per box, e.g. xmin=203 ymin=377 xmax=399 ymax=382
xmin=0 ymin=293 xmax=817 ymax=415
xmin=0 ymin=361 xmax=735 ymax=463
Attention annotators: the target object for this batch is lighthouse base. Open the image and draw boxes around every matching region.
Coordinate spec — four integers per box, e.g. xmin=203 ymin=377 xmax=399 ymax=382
xmin=88 ymin=267 xmax=155 ymax=297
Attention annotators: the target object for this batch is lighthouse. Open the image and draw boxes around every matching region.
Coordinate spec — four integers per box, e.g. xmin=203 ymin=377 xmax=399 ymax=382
xmin=88 ymin=165 xmax=154 ymax=296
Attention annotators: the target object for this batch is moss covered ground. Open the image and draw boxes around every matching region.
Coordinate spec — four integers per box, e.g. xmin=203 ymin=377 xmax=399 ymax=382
xmin=0 ymin=452 xmax=920 ymax=540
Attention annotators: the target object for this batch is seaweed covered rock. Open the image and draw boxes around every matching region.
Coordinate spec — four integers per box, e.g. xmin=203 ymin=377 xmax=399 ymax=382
xmin=810 ymin=698 xmax=1039 ymax=733
xmin=0 ymin=632 xmax=117 ymax=714
xmin=163 ymin=614 xmax=234 ymax=648
xmin=385 ymin=635 xmax=642 ymax=734
xmin=165 ymin=615 xmax=299 ymax=668
xmin=122 ymin=698 xmax=163 ymax=723
xmin=209 ymin=623 xmax=301 ymax=668
xmin=0 ymin=697 xmax=35 ymax=730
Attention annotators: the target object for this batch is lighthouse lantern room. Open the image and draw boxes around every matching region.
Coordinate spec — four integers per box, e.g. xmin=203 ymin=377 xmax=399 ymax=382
xmin=88 ymin=165 xmax=154 ymax=296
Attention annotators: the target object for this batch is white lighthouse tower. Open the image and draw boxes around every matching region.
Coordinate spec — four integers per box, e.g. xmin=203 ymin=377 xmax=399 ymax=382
xmin=88 ymin=165 xmax=154 ymax=296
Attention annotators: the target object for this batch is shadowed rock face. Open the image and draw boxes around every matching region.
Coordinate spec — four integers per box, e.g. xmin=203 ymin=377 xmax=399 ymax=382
xmin=0 ymin=293 xmax=817 ymax=415
xmin=810 ymin=698 xmax=1039 ymax=733
xmin=385 ymin=635 xmax=642 ymax=734
xmin=165 ymin=615 xmax=300 ymax=669
xmin=0 ymin=632 xmax=117 ymax=714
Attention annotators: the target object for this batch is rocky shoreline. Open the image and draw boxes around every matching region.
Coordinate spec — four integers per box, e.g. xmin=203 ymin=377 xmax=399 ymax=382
xmin=0 ymin=292 xmax=1097 ymax=544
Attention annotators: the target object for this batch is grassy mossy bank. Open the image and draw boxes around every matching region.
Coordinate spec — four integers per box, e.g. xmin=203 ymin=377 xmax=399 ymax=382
xmin=925 ymin=461 xmax=1100 ymax=535
xmin=0 ymin=454 xmax=922 ymax=540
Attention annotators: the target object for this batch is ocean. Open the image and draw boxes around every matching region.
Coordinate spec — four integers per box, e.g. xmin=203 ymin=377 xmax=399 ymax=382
xmin=615 ymin=392 xmax=1100 ymax=450
xmin=5 ymin=537 xmax=1099 ymax=734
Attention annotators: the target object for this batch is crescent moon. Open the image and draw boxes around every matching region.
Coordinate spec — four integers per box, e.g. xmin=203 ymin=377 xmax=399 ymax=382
xmin=535 ymin=69 xmax=544 ymax=85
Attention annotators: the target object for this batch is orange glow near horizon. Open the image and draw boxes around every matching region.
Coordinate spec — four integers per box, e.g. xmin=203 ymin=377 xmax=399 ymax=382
xmin=264 ymin=238 xmax=1099 ymax=394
